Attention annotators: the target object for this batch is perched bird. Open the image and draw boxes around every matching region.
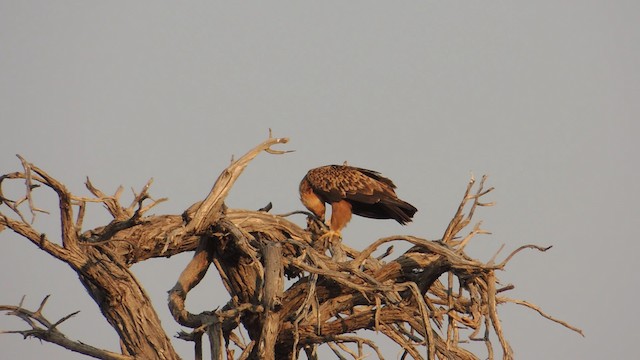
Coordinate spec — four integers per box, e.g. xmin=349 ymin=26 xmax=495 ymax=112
xmin=299 ymin=165 xmax=417 ymax=238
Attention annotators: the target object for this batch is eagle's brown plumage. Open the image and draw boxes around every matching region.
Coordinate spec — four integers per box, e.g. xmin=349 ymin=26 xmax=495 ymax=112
xmin=299 ymin=165 xmax=417 ymax=236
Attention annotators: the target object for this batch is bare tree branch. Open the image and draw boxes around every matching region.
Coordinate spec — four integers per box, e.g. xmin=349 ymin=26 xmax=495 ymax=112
xmin=184 ymin=135 xmax=290 ymax=235
xmin=0 ymin=296 xmax=133 ymax=360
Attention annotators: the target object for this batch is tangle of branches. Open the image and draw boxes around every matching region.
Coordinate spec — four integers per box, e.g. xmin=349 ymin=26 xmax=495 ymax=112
xmin=0 ymin=134 xmax=582 ymax=360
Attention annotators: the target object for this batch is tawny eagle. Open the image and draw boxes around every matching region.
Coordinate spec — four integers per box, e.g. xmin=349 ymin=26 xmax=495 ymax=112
xmin=299 ymin=165 xmax=417 ymax=237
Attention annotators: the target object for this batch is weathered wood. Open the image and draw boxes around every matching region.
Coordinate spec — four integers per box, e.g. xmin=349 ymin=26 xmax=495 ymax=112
xmin=1 ymin=139 xmax=582 ymax=360
xmin=75 ymin=250 xmax=179 ymax=360
xmin=255 ymin=242 xmax=283 ymax=360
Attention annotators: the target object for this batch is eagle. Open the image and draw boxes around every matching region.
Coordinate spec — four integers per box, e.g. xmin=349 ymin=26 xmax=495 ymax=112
xmin=299 ymin=165 xmax=417 ymax=238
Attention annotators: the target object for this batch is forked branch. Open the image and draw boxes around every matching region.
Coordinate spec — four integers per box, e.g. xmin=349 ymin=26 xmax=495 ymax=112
xmin=0 ymin=296 xmax=132 ymax=360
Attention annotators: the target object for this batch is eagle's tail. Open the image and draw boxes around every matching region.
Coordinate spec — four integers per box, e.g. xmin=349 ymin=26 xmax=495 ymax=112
xmin=382 ymin=197 xmax=418 ymax=225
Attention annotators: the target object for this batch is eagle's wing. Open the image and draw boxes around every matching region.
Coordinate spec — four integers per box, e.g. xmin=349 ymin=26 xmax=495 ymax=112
xmin=305 ymin=165 xmax=394 ymax=203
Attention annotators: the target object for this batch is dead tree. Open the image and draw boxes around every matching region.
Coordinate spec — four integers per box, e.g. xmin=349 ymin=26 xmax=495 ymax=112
xmin=0 ymin=134 xmax=582 ymax=360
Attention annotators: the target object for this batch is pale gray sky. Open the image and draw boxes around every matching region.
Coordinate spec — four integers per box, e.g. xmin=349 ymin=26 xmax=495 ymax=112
xmin=1 ymin=2 xmax=638 ymax=359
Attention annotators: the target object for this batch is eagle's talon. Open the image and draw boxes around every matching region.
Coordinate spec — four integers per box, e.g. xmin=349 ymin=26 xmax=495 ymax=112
xmin=311 ymin=230 xmax=342 ymax=254
xmin=319 ymin=230 xmax=341 ymax=240
xmin=319 ymin=230 xmax=346 ymax=261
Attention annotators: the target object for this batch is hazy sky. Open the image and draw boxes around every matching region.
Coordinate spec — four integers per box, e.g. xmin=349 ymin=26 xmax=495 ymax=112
xmin=1 ymin=2 xmax=638 ymax=359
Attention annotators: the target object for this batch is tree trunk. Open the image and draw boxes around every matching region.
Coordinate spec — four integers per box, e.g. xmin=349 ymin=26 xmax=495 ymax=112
xmin=76 ymin=247 xmax=179 ymax=359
